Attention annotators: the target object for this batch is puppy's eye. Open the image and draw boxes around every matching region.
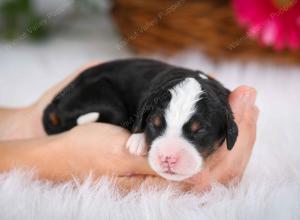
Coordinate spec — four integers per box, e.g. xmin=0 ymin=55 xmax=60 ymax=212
xmin=190 ymin=121 xmax=202 ymax=133
xmin=151 ymin=115 xmax=162 ymax=128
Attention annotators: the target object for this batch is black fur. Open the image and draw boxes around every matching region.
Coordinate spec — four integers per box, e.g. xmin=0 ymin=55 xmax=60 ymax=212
xmin=43 ymin=58 xmax=238 ymax=154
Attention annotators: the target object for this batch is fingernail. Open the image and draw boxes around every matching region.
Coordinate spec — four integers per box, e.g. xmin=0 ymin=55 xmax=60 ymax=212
xmin=242 ymin=89 xmax=256 ymax=106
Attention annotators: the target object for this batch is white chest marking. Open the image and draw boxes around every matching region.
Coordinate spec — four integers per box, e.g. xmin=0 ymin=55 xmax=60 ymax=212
xmin=76 ymin=112 xmax=100 ymax=125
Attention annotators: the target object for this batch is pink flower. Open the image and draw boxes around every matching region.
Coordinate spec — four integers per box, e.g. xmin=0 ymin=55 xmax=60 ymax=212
xmin=233 ymin=0 xmax=300 ymax=50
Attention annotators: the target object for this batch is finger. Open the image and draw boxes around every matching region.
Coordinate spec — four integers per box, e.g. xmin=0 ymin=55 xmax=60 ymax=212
xmin=86 ymin=125 xmax=155 ymax=176
xmin=229 ymin=86 xmax=257 ymax=123
xmin=185 ymin=168 xmax=209 ymax=184
xmin=128 ymin=155 xmax=156 ymax=176
xmin=242 ymin=105 xmax=259 ymax=128
xmin=227 ymin=86 xmax=258 ymax=153
xmin=208 ymin=87 xmax=259 ymax=183
xmin=233 ymin=103 xmax=259 ymax=154
xmin=184 ymin=168 xmax=213 ymax=192
xmin=207 ymin=73 xmax=217 ymax=78
xmin=214 ymin=106 xmax=259 ymax=183
xmin=235 ymin=105 xmax=259 ymax=155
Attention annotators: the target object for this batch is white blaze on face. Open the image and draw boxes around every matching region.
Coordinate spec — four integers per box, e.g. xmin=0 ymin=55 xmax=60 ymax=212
xmin=148 ymin=78 xmax=205 ymax=181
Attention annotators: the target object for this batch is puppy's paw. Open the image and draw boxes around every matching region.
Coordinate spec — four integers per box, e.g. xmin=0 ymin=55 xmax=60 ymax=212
xmin=126 ymin=133 xmax=148 ymax=156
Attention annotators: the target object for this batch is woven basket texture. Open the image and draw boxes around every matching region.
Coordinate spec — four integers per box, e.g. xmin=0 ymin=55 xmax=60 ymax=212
xmin=112 ymin=0 xmax=300 ymax=64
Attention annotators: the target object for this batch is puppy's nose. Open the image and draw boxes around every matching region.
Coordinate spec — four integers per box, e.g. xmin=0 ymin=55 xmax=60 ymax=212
xmin=159 ymin=155 xmax=179 ymax=168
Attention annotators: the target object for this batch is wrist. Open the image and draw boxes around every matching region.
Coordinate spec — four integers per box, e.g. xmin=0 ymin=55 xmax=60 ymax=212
xmin=35 ymin=133 xmax=78 ymax=181
xmin=0 ymin=105 xmax=46 ymax=140
xmin=25 ymin=103 xmax=47 ymax=137
xmin=0 ymin=134 xmax=73 ymax=181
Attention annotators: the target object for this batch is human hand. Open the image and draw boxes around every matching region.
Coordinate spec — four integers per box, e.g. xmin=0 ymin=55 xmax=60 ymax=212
xmin=185 ymin=86 xmax=259 ymax=191
xmin=0 ymin=84 xmax=258 ymax=188
xmin=45 ymin=123 xmax=155 ymax=180
xmin=27 ymin=85 xmax=258 ymax=185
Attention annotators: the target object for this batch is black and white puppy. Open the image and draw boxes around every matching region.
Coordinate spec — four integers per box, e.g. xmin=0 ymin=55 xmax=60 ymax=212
xmin=43 ymin=59 xmax=238 ymax=181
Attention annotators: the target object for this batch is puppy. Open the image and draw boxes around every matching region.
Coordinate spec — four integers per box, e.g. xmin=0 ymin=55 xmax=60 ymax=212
xmin=43 ymin=59 xmax=238 ymax=181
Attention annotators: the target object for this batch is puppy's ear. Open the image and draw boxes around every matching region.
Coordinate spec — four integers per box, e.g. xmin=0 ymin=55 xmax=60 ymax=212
xmin=225 ymin=110 xmax=238 ymax=150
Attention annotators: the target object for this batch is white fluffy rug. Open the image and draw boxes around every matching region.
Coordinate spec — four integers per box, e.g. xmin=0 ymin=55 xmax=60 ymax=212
xmin=1 ymin=16 xmax=300 ymax=220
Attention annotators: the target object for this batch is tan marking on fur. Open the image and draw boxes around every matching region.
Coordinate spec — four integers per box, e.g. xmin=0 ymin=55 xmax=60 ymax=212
xmin=49 ymin=112 xmax=59 ymax=126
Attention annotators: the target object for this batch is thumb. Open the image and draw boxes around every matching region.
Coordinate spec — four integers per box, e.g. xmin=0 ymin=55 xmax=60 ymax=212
xmin=229 ymin=86 xmax=257 ymax=123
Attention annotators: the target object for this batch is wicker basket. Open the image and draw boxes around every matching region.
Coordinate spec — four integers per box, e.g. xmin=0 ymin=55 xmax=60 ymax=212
xmin=111 ymin=0 xmax=300 ymax=64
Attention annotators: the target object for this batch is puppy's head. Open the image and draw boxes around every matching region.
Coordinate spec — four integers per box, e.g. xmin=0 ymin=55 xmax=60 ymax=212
xmin=134 ymin=75 xmax=238 ymax=181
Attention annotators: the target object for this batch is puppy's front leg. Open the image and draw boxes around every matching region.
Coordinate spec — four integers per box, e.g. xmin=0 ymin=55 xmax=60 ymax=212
xmin=126 ymin=133 xmax=148 ymax=156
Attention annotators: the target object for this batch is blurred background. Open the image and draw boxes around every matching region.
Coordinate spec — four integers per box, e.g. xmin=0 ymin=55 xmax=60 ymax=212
xmin=0 ymin=0 xmax=299 ymax=108
xmin=0 ymin=1 xmax=300 ymax=217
